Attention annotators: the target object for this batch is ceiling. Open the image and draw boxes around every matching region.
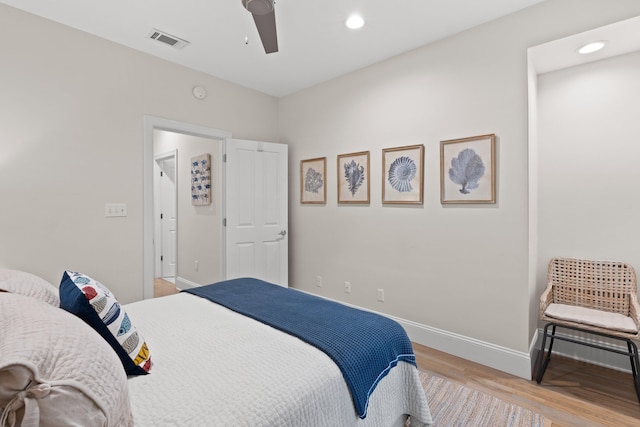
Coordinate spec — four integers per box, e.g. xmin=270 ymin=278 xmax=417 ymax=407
xmin=529 ymin=14 xmax=640 ymax=75
xmin=1 ymin=0 xmax=545 ymax=97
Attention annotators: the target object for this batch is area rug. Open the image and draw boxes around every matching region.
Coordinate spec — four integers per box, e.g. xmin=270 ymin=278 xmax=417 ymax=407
xmin=416 ymin=370 xmax=548 ymax=426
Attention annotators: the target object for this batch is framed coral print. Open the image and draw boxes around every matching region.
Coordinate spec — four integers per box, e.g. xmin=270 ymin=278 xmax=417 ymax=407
xmin=337 ymin=151 xmax=370 ymax=204
xmin=382 ymin=144 xmax=424 ymax=204
xmin=300 ymin=157 xmax=327 ymax=204
xmin=440 ymin=134 xmax=495 ymax=204
xmin=191 ymin=153 xmax=211 ymax=205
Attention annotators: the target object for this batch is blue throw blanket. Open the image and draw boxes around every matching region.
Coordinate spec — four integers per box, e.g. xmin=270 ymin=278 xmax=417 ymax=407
xmin=183 ymin=278 xmax=416 ymax=419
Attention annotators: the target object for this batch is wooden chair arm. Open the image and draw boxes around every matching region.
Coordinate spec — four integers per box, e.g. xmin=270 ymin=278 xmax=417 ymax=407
xmin=630 ymin=295 xmax=640 ymax=329
xmin=539 ymin=283 xmax=554 ymax=317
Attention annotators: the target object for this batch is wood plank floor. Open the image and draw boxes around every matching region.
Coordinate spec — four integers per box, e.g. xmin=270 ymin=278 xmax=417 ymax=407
xmin=413 ymin=343 xmax=640 ymax=426
xmin=154 ymin=277 xmax=179 ymax=297
xmin=152 ymin=280 xmax=640 ymax=426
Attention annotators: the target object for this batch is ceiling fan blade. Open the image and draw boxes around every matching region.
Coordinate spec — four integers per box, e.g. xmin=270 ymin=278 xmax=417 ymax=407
xmin=252 ymin=10 xmax=278 ymax=54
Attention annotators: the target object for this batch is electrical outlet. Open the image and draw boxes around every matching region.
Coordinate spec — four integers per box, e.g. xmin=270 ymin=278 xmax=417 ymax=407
xmin=316 ymin=276 xmax=322 ymax=287
xmin=344 ymin=281 xmax=351 ymax=293
xmin=377 ymin=288 xmax=385 ymax=302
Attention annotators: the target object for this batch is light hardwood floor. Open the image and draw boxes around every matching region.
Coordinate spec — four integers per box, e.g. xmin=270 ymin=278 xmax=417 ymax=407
xmin=154 ymin=277 xmax=180 ymax=297
xmin=413 ymin=342 xmax=640 ymax=427
xmin=152 ymin=280 xmax=640 ymax=426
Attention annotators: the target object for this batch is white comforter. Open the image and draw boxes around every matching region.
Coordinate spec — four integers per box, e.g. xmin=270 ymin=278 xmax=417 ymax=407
xmin=125 ymin=293 xmax=432 ymax=427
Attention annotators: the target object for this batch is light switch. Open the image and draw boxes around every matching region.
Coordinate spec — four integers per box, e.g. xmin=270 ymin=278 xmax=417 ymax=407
xmin=105 ymin=203 xmax=127 ymax=217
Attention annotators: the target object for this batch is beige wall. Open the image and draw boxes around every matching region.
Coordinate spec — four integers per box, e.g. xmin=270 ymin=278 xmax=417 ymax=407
xmin=3 ymin=0 xmax=640 ymax=376
xmin=0 ymin=4 xmax=278 ymax=303
xmin=537 ymin=52 xmax=640 ymax=285
xmin=279 ymin=0 xmax=640 ymax=360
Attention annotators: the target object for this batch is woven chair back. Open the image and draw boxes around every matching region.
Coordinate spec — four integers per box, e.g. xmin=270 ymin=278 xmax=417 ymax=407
xmin=549 ymin=257 xmax=637 ymax=315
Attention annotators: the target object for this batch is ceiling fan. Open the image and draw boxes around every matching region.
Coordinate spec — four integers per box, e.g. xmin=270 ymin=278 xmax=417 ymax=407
xmin=241 ymin=0 xmax=278 ymax=54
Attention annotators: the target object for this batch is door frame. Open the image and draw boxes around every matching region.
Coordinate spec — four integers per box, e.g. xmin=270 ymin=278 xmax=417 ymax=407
xmin=143 ymin=116 xmax=231 ymax=299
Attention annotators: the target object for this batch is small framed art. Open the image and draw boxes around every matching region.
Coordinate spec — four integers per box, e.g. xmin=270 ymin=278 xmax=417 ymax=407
xmin=382 ymin=144 xmax=424 ymax=204
xmin=191 ymin=153 xmax=211 ymax=206
xmin=440 ymin=133 xmax=496 ymax=204
xmin=337 ymin=151 xmax=370 ymax=204
xmin=300 ymin=157 xmax=327 ymax=204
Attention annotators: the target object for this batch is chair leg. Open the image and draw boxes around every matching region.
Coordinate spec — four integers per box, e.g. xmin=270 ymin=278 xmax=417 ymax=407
xmin=534 ymin=326 xmax=549 ymax=383
xmin=536 ymin=323 xmax=556 ymax=383
xmin=627 ymin=340 xmax=640 ymax=402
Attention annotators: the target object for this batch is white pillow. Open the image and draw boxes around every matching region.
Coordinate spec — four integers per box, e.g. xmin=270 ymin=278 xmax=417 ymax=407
xmin=0 ymin=293 xmax=133 ymax=427
xmin=544 ymin=302 xmax=638 ymax=333
xmin=59 ymin=271 xmax=152 ymax=376
xmin=0 ymin=269 xmax=60 ymax=306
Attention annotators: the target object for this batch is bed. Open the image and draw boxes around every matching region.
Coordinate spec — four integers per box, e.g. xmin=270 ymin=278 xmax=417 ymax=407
xmin=0 ymin=269 xmax=432 ymax=427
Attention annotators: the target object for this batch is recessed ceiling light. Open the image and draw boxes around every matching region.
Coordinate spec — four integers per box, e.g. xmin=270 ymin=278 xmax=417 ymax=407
xmin=346 ymin=15 xmax=364 ymax=30
xmin=577 ymin=41 xmax=607 ymax=54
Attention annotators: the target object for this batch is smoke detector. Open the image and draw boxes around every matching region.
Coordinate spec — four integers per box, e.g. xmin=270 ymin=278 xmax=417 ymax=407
xmin=147 ymin=29 xmax=189 ymax=49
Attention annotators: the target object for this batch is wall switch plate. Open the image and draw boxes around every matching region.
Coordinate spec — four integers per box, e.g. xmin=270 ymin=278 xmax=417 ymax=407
xmin=105 ymin=203 xmax=127 ymax=217
xmin=377 ymin=288 xmax=385 ymax=302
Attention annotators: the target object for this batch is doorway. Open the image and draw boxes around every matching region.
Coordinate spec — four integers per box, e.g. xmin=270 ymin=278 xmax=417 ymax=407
xmin=143 ymin=116 xmax=289 ymax=299
xmin=154 ymin=150 xmax=177 ymax=282
xmin=143 ymin=116 xmax=231 ymax=299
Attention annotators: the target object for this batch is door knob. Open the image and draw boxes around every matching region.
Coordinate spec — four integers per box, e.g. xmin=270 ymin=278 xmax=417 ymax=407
xmin=278 ymin=230 xmax=287 ymax=236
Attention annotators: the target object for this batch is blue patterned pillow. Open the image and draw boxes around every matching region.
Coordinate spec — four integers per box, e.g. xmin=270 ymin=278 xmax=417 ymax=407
xmin=59 ymin=271 xmax=151 ymax=376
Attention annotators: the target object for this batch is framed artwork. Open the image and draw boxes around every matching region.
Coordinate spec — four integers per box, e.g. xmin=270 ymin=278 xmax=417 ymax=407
xmin=440 ymin=134 xmax=496 ymax=204
xmin=300 ymin=157 xmax=327 ymax=204
xmin=382 ymin=144 xmax=424 ymax=204
xmin=191 ymin=153 xmax=212 ymax=205
xmin=337 ymin=151 xmax=370 ymax=204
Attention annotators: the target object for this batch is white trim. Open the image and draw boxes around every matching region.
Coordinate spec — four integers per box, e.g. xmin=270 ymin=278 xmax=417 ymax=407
xmin=400 ymin=318 xmax=532 ymax=379
xmin=529 ymin=330 xmax=540 ymax=374
xmin=175 ymin=276 xmax=200 ymax=290
xmin=143 ymin=116 xmax=232 ymax=300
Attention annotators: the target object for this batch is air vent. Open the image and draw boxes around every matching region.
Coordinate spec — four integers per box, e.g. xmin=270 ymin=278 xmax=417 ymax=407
xmin=147 ymin=29 xmax=189 ymax=49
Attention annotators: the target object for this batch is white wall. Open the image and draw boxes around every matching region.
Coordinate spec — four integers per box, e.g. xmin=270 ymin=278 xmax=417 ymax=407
xmin=537 ymin=52 xmax=640 ymax=284
xmin=280 ymin=0 xmax=640 ymax=374
xmin=153 ymin=130 xmax=224 ymax=287
xmin=0 ymin=4 xmax=278 ymax=303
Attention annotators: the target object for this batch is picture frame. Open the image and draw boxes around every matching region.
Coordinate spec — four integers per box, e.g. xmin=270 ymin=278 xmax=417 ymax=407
xmin=440 ymin=133 xmax=496 ymax=204
xmin=337 ymin=151 xmax=370 ymax=204
xmin=300 ymin=157 xmax=327 ymax=204
xmin=191 ymin=153 xmax=212 ymax=206
xmin=382 ymin=144 xmax=424 ymax=204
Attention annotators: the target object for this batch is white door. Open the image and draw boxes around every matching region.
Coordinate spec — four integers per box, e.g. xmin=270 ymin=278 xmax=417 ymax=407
xmin=225 ymin=140 xmax=288 ymax=286
xmin=158 ymin=156 xmax=177 ymax=278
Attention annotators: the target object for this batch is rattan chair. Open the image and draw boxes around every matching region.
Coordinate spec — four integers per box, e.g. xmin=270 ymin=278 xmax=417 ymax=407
xmin=535 ymin=257 xmax=640 ymax=401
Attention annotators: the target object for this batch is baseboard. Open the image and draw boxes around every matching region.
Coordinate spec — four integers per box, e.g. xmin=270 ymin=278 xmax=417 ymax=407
xmin=396 ymin=317 xmax=532 ymax=380
xmin=533 ymin=327 xmax=632 ymax=373
xmin=175 ymin=276 xmax=199 ymax=290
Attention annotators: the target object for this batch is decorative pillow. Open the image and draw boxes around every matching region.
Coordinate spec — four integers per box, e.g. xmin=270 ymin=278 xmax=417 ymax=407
xmin=0 ymin=292 xmax=134 ymax=426
xmin=59 ymin=271 xmax=152 ymax=376
xmin=0 ymin=269 xmax=60 ymax=306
